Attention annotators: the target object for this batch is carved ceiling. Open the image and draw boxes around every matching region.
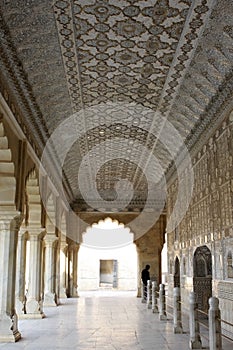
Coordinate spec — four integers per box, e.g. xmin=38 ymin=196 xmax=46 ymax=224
xmin=0 ymin=0 xmax=233 ymax=212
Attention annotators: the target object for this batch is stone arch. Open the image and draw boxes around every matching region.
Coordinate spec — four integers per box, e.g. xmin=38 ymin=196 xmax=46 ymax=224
xmin=193 ymin=245 xmax=212 ymax=316
xmin=227 ymin=250 xmax=233 ymax=278
xmin=83 ymin=217 xmax=133 ymax=249
xmin=174 ymin=256 xmax=180 ymax=287
xmin=78 ymin=217 xmax=137 ymax=291
xmin=0 ymin=121 xmax=16 ymax=207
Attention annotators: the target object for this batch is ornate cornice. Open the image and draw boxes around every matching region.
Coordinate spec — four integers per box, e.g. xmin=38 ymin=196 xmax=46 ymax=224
xmin=166 ymin=70 xmax=233 ymax=186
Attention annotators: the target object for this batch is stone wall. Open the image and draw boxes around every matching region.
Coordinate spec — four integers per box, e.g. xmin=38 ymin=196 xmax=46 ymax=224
xmin=78 ymin=243 xmax=138 ymax=291
xmin=166 ymin=109 xmax=233 ymax=337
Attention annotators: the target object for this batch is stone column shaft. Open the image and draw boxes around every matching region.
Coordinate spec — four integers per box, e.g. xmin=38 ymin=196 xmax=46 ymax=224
xmin=147 ymin=280 xmax=152 ymax=309
xmin=173 ymin=287 xmax=183 ymax=333
xmin=189 ymin=292 xmax=202 ymax=349
xmin=152 ymin=281 xmax=159 ymax=313
xmin=43 ymin=235 xmax=58 ymax=306
xmin=0 ymin=212 xmax=21 ymax=342
xmin=71 ymin=244 xmax=79 ymax=297
xmin=15 ymin=230 xmax=27 ymax=316
xmin=26 ymin=228 xmax=45 ymax=318
xmin=209 ymin=297 xmax=222 ymax=350
xmin=59 ymin=242 xmax=68 ymax=298
xmin=67 ymin=243 xmax=79 ymax=298
xmin=159 ymin=283 xmax=167 ymax=320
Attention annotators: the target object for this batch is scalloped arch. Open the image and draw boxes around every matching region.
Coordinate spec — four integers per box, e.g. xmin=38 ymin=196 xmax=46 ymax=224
xmin=0 ymin=121 xmax=16 ymax=207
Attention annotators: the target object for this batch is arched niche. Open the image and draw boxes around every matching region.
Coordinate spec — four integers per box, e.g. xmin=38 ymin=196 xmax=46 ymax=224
xmin=193 ymin=245 xmax=212 ymax=316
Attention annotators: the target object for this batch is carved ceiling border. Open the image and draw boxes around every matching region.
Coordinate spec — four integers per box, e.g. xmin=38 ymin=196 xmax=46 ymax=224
xmin=0 ymin=15 xmax=47 ymax=154
xmin=166 ymin=71 xmax=233 ymax=185
xmin=0 ymin=14 xmax=74 ymax=201
xmin=157 ymin=0 xmax=214 ymax=116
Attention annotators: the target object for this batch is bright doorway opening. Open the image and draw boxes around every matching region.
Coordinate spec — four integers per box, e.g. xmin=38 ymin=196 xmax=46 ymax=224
xmin=78 ymin=218 xmax=137 ymax=292
xmin=99 ymin=259 xmax=118 ymax=288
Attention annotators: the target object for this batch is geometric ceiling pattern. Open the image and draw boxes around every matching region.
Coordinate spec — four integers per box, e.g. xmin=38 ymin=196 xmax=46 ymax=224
xmin=0 ymin=0 xmax=233 ymax=212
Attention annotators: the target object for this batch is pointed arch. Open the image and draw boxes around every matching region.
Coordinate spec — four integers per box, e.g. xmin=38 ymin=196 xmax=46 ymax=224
xmin=0 ymin=121 xmax=16 ymax=207
xmin=193 ymin=245 xmax=212 ymax=315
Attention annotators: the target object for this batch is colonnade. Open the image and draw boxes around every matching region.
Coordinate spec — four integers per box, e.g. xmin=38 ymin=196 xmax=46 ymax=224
xmin=0 ymin=119 xmax=166 ymax=343
xmin=0 ymin=211 xmax=80 ymax=342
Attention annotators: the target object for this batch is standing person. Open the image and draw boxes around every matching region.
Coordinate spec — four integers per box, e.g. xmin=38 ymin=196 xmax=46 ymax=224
xmin=141 ymin=264 xmax=150 ymax=300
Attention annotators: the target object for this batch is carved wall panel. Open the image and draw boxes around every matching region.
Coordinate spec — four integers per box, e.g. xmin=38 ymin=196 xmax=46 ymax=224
xmin=167 ymin=110 xmax=233 ymax=334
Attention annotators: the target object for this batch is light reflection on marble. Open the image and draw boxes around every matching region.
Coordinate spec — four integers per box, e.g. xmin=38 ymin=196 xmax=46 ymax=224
xmin=0 ymin=290 xmax=232 ymax=350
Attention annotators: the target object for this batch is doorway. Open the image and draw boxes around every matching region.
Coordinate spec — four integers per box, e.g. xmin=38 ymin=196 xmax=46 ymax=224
xmin=193 ymin=245 xmax=212 ymax=317
xmin=99 ymin=259 xmax=118 ymax=288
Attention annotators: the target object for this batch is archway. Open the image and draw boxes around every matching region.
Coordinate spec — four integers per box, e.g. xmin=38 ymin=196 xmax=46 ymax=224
xmin=193 ymin=245 xmax=212 ymax=316
xmin=78 ymin=217 xmax=137 ymax=292
xmin=174 ymin=256 xmax=180 ymax=288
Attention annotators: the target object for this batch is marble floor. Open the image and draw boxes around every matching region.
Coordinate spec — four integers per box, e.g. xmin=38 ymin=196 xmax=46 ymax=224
xmin=0 ymin=290 xmax=232 ymax=350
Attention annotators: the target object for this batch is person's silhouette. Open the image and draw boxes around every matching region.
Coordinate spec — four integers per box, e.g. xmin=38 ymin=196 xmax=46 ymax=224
xmin=141 ymin=264 xmax=150 ymax=300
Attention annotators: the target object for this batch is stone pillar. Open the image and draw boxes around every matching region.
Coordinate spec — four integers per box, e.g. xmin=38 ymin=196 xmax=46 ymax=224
xmin=209 ymin=297 xmax=222 ymax=350
xmin=173 ymin=287 xmax=183 ymax=333
xmin=141 ymin=282 xmax=146 ymax=303
xmin=0 ymin=212 xmax=22 ymax=342
xmin=159 ymin=283 xmax=167 ymax=320
xmin=59 ymin=241 xmax=68 ymax=298
xmin=69 ymin=243 xmax=79 ymax=297
xmin=25 ymin=227 xmax=45 ymax=318
xmin=136 ymin=245 xmax=143 ymax=297
xmin=15 ymin=229 xmax=27 ymax=316
xmin=43 ymin=235 xmax=58 ymax=306
xmin=189 ymin=292 xmax=202 ymax=349
xmin=147 ymin=280 xmax=152 ymax=309
xmin=152 ymin=281 xmax=159 ymax=313
xmin=55 ymin=240 xmax=61 ymax=305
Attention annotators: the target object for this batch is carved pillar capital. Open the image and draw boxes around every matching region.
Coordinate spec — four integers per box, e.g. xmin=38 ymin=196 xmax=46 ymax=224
xmin=0 ymin=210 xmax=23 ymax=230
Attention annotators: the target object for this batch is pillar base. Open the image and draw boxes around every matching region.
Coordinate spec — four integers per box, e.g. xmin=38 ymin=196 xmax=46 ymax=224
xmin=59 ymin=289 xmax=67 ymax=299
xmin=137 ymin=287 xmax=141 ymax=298
xmin=174 ymin=325 xmax=183 ymax=334
xmin=19 ymin=313 xmax=45 ymax=319
xmin=15 ymin=298 xmax=26 ymax=316
xmin=43 ymin=292 xmax=57 ymax=307
xmin=152 ymin=306 xmax=159 ymax=313
xmin=189 ymin=339 xmax=202 ymax=349
xmin=159 ymin=314 xmax=167 ymax=320
xmin=25 ymin=299 xmax=45 ymax=318
xmin=0 ymin=314 xmax=21 ymax=343
xmin=72 ymin=289 xmax=79 ymax=298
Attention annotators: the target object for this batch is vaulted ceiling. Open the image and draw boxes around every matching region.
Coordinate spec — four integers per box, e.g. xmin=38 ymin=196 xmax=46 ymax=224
xmin=0 ymin=0 xmax=233 ymax=213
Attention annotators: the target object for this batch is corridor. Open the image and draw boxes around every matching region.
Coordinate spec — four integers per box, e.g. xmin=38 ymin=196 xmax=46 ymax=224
xmin=0 ymin=292 xmax=232 ymax=350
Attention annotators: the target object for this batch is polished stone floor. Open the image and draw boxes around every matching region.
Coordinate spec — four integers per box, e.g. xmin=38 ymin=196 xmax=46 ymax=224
xmin=0 ymin=290 xmax=232 ymax=349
